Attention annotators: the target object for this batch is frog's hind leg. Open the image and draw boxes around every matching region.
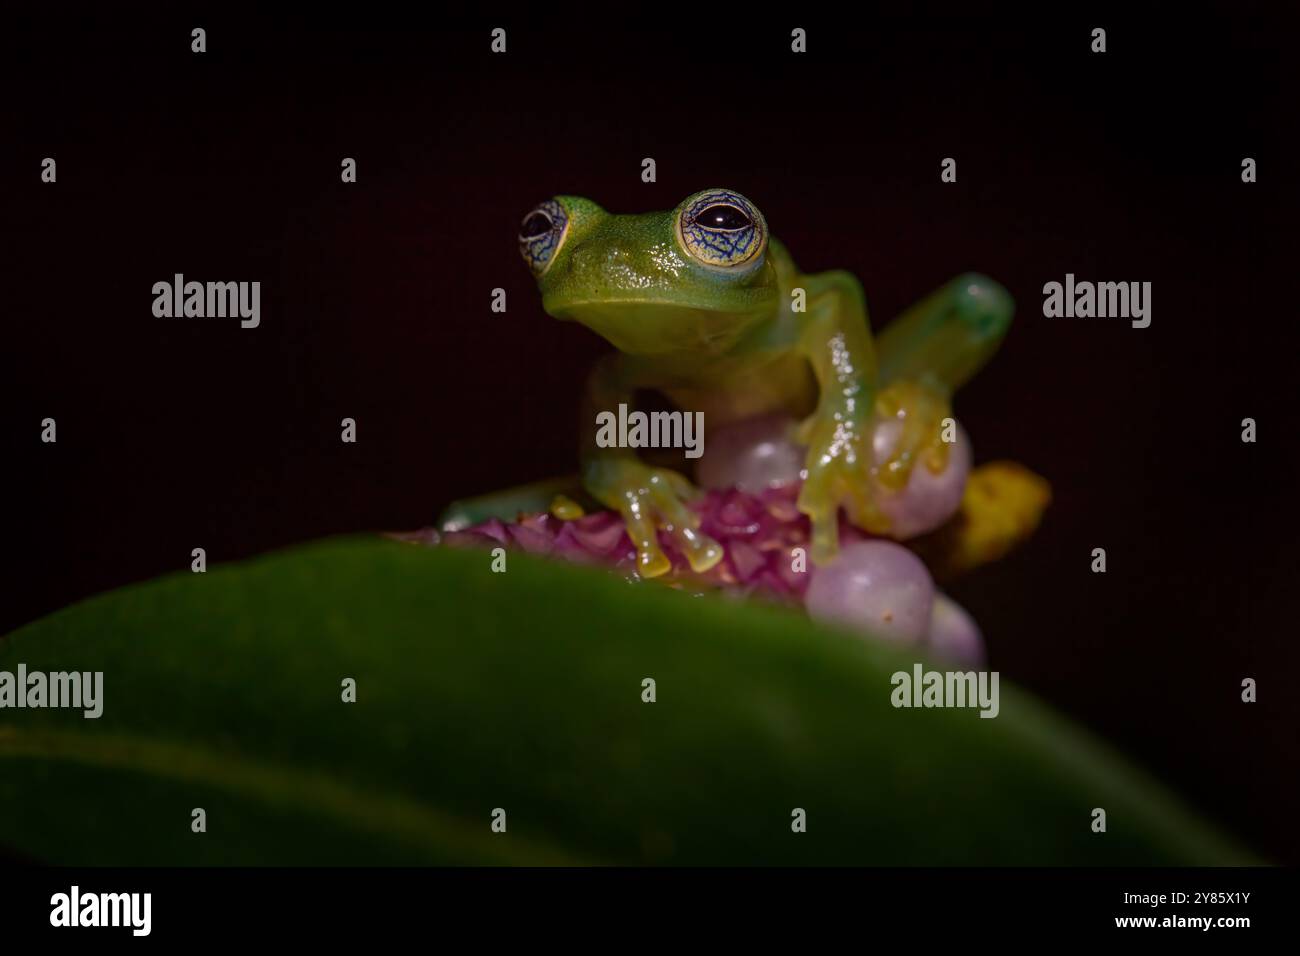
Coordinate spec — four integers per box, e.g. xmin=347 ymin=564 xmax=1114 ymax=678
xmin=869 ymin=273 xmax=1014 ymax=491
xmin=438 ymin=477 xmax=589 ymax=531
xmin=876 ymin=272 xmax=1014 ymax=394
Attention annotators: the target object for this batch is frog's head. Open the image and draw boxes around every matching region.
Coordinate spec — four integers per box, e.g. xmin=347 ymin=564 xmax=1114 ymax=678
xmin=519 ymin=188 xmax=779 ymax=357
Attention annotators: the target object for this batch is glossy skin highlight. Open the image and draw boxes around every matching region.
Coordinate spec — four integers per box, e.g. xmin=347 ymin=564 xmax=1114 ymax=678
xmin=520 ymin=188 xmax=1014 ymax=577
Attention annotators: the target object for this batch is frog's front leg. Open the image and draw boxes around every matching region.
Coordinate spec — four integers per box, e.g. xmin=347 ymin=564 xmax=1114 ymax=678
xmin=580 ymin=356 xmax=723 ymax=578
xmin=794 ymin=270 xmax=893 ymax=563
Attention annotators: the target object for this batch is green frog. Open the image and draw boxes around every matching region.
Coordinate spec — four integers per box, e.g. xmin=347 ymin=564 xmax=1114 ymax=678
xmin=447 ymin=188 xmax=1014 ymax=578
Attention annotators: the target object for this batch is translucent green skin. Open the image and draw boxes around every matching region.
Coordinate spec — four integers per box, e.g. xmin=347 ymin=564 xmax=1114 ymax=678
xmin=529 ymin=189 xmax=1013 ymax=576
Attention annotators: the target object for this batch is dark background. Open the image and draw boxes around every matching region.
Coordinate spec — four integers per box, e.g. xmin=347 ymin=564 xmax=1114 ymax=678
xmin=6 ymin=11 xmax=1295 ymax=861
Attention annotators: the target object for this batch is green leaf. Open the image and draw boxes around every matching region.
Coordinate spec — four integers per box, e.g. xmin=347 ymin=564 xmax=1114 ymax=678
xmin=0 ymin=537 xmax=1254 ymax=865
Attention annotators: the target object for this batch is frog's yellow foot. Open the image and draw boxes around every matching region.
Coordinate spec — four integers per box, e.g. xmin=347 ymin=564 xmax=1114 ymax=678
xmin=591 ymin=465 xmax=722 ymax=578
xmin=548 ymin=494 xmax=585 ymax=520
xmin=874 ymin=380 xmax=953 ymax=490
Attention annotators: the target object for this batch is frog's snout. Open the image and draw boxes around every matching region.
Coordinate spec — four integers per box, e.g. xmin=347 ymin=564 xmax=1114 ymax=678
xmin=566 ymin=239 xmax=629 ymax=274
xmin=559 ymin=239 xmax=658 ymax=295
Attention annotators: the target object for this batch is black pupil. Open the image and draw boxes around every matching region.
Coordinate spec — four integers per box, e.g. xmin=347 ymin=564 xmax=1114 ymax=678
xmin=697 ymin=204 xmax=751 ymax=230
xmin=521 ymin=211 xmax=553 ymax=239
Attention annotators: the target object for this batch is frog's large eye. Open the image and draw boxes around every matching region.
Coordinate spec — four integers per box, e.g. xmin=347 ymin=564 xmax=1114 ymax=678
xmin=676 ymin=189 xmax=766 ymax=269
xmin=519 ymin=199 xmax=569 ymax=276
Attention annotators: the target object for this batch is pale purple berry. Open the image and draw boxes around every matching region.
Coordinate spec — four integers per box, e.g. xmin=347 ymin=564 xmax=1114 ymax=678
xmin=806 ymin=540 xmax=935 ymax=644
xmin=699 ymin=412 xmax=970 ymax=540
xmin=696 ymin=414 xmax=805 ymax=492
xmin=926 ymin=593 xmax=985 ymax=665
xmin=874 ymin=418 xmax=972 ymax=540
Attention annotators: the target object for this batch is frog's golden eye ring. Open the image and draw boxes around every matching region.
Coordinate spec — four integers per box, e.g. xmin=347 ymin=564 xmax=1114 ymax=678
xmin=676 ymin=189 xmax=766 ymax=269
xmin=519 ymin=199 xmax=569 ymax=276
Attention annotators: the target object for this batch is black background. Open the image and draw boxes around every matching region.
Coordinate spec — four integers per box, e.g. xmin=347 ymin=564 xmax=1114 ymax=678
xmin=5 ymin=11 xmax=1296 ymax=862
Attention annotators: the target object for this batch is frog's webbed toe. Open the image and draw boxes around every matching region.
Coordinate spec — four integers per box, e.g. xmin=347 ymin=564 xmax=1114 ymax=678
xmin=796 ymin=380 xmax=958 ymax=562
xmin=594 ymin=464 xmax=722 ymax=578
xmin=873 ymin=380 xmax=953 ymax=491
xmin=796 ymin=417 xmax=891 ymax=564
